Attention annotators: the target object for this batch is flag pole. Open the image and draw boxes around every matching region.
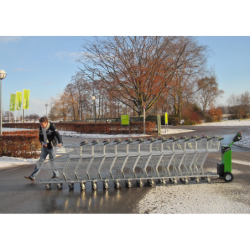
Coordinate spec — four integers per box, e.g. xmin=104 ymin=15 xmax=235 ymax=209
xmin=9 ymin=94 xmax=10 ymax=123
xmin=15 ymin=92 xmax=16 ymax=125
xmin=22 ymin=89 xmax=24 ymax=123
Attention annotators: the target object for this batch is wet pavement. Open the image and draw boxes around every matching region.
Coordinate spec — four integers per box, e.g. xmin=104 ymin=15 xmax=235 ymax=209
xmin=0 ymin=125 xmax=249 ymax=213
xmin=0 ymin=164 xmax=149 ymax=213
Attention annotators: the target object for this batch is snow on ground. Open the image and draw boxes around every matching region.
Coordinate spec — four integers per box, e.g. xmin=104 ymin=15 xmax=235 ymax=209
xmin=61 ymin=130 xmax=148 ymax=138
xmin=0 ymin=156 xmax=38 ymax=168
xmin=60 ymin=128 xmax=194 ymax=138
xmin=2 ymin=127 xmax=194 ymax=138
xmin=234 ymin=134 xmax=250 ymax=148
xmin=195 ymin=119 xmax=250 ymax=126
xmin=2 ymin=127 xmax=37 ymax=131
xmin=135 ymin=182 xmax=250 ymax=213
xmin=160 ymin=126 xmax=194 ymax=135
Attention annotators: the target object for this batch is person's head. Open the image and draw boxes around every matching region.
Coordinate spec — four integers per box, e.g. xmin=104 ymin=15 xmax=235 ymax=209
xmin=39 ymin=117 xmax=48 ymax=128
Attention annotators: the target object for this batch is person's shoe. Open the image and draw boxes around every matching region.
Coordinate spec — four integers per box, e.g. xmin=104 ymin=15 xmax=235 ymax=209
xmin=24 ymin=176 xmax=34 ymax=181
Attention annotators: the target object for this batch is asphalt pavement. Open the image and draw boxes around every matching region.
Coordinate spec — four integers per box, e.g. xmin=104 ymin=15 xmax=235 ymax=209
xmin=0 ymin=125 xmax=249 ymax=213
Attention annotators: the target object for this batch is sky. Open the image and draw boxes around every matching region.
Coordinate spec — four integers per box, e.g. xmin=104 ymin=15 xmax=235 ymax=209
xmin=0 ymin=36 xmax=249 ymax=117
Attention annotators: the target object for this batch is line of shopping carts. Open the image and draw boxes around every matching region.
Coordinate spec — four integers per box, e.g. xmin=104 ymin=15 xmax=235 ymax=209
xmin=38 ymin=135 xmax=223 ymax=190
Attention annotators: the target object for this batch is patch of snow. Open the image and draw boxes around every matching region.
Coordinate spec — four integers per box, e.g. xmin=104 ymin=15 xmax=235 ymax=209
xmin=3 ymin=127 xmax=194 ymax=138
xmin=234 ymin=134 xmax=250 ymax=149
xmin=160 ymin=127 xmax=194 ymax=135
xmin=54 ymin=128 xmax=194 ymax=138
xmin=195 ymin=119 xmax=250 ymax=126
xmin=2 ymin=127 xmax=37 ymax=131
xmin=0 ymin=156 xmax=38 ymax=168
xmin=135 ymin=183 xmax=250 ymax=214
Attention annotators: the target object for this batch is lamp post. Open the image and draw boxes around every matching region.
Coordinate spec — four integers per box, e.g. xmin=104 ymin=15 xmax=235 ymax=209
xmin=91 ymin=96 xmax=96 ymax=123
xmin=45 ymin=103 xmax=48 ymax=117
xmin=0 ymin=70 xmax=7 ymax=135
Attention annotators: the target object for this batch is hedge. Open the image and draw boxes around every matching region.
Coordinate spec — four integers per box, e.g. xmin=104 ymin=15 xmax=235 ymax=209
xmin=145 ymin=115 xmax=180 ymax=125
xmin=3 ymin=121 xmax=156 ymax=134
xmin=0 ymin=130 xmax=41 ymax=158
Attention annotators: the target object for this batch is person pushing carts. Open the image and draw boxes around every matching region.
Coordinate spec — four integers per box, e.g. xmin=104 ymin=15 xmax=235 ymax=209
xmin=24 ymin=117 xmax=63 ymax=181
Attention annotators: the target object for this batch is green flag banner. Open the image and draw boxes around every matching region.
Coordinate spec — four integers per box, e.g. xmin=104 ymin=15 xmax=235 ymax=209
xmin=16 ymin=91 xmax=22 ymax=110
xmin=121 ymin=114 xmax=129 ymax=125
xmin=23 ymin=89 xmax=30 ymax=109
xmin=10 ymin=94 xmax=16 ymax=111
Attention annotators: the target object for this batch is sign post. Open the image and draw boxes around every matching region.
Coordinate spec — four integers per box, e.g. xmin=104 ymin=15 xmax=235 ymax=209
xmin=143 ymin=104 xmax=145 ymax=134
xmin=10 ymin=93 xmax=16 ymax=123
xmin=165 ymin=112 xmax=168 ymax=133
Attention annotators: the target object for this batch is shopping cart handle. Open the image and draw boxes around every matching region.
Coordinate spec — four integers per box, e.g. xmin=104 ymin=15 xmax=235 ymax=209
xmin=80 ymin=140 xmax=88 ymax=146
xmin=91 ymin=140 xmax=99 ymax=145
xmin=218 ymin=137 xmax=224 ymax=141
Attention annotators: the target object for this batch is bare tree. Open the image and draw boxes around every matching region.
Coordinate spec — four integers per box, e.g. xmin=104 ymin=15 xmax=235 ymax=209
xmin=198 ymin=76 xmax=224 ymax=112
xmin=78 ymin=36 xmax=208 ymax=117
xmin=227 ymin=91 xmax=250 ymax=119
xmin=4 ymin=111 xmax=14 ymax=122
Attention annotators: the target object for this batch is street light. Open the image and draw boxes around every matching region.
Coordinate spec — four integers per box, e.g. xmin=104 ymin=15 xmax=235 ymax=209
xmin=0 ymin=70 xmax=7 ymax=135
xmin=45 ymin=103 xmax=48 ymax=117
xmin=91 ymin=95 xmax=96 ymax=123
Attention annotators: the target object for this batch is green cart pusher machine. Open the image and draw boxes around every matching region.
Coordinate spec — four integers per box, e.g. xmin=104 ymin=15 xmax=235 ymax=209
xmin=217 ymin=132 xmax=242 ymax=183
xmin=37 ymin=132 xmax=242 ymax=190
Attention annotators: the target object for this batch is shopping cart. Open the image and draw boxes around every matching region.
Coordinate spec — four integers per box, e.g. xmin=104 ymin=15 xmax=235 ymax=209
xmin=39 ymin=133 xmax=229 ymax=191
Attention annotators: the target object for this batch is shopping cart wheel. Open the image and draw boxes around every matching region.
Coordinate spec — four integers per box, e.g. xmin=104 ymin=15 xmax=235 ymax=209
xmin=68 ymin=183 xmax=74 ymax=190
xmin=126 ymin=181 xmax=132 ymax=188
xmin=180 ymin=178 xmax=185 ymax=184
xmin=206 ymin=177 xmax=211 ymax=183
xmin=184 ymin=178 xmax=188 ymax=185
xmin=137 ymin=181 xmax=143 ymax=187
xmin=195 ymin=178 xmax=199 ymax=184
xmin=81 ymin=183 xmax=86 ymax=190
xmin=172 ymin=178 xmax=177 ymax=185
xmin=103 ymin=182 xmax=109 ymax=189
xmin=224 ymin=172 xmax=233 ymax=182
xmin=115 ymin=181 xmax=121 ymax=189
xmin=148 ymin=179 xmax=154 ymax=187
xmin=169 ymin=178 xmax=173 ymax=184
xmin=159 ymin=179 xmax=166 ymax=185
xmin=45 ymin=184 xmax=51 ymax=190
xmin=57 ymin=183 xmax=63 ymax=190
xmin=92 ymin=182 xmax=97 ymax=190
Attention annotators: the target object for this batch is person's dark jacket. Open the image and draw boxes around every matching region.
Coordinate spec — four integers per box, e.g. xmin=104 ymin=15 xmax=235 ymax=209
xmin=39 ymin=122 xmax=63 ymax=149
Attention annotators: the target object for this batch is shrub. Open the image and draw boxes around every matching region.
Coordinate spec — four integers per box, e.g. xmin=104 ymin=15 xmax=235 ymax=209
xmin=204 ymin=114 xmax=213 ymax=122
xmin=0 ymin=130 xmax=41 ymax=158
xmin=183 ymin=120 xmax=196 ymax=125
xmin=3 ymin=122 xmax=156 ymax=135
xmin=208 ymin=106 xmax=223 ymax=122
xmin=145 ymin=115 xmax=181 ymax=126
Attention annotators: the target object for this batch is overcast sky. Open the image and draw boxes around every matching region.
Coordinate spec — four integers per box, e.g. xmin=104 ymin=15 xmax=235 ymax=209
xmin=1 ymin=36 xmax=249 ymax=116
